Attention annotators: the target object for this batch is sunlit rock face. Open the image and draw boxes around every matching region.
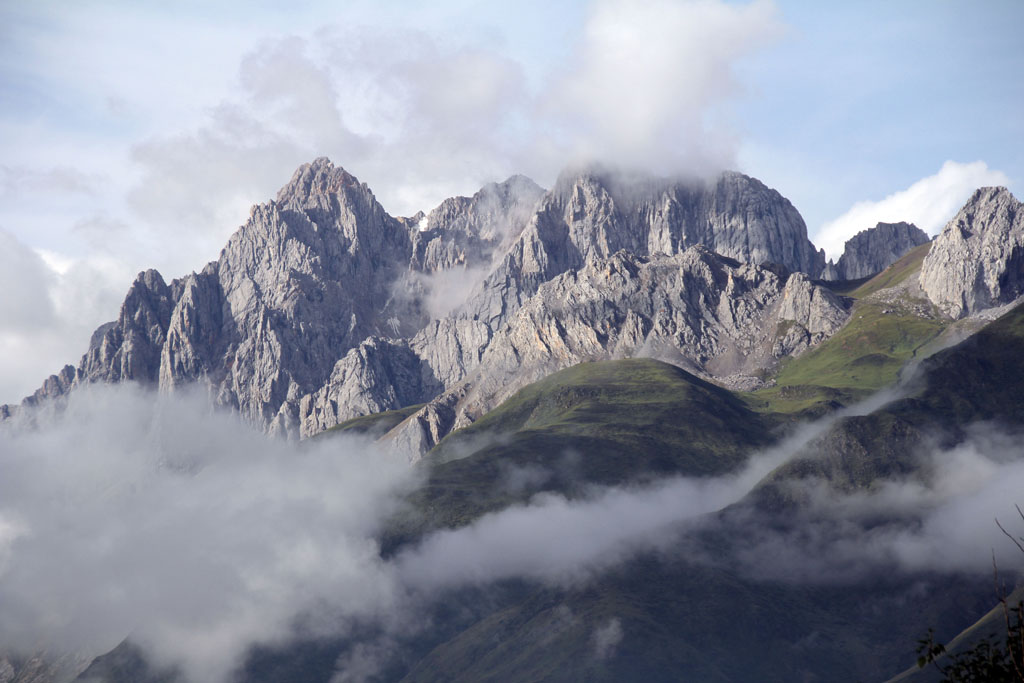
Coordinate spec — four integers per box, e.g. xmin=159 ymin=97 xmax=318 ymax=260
xmin=920 ymin=186 xmax=1024 ymax=319
xmin=464 ymin=168 xmax=825 ymax=330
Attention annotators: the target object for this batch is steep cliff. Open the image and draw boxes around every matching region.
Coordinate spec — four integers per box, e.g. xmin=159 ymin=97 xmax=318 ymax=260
xmin=919 ymin=187 xmax=1024 ymax=318
xmin=822 ymin=221 xmax=930 ymax=281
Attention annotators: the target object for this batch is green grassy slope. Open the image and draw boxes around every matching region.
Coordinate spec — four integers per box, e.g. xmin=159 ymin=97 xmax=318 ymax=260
xmin=848 ymin=242 xmax=933 ymax=298
xmin=380 ymin=359 xmax=779 ymax=551
xmin=752 ymin=301 xmax=1024 ymax=505
xmin=430 ymin=358 xmax=777 ymax=473
xmin=746 ymin=242 xmax=945 ymax=416
xmin=315 ymin=403 xmax=426 ymax=439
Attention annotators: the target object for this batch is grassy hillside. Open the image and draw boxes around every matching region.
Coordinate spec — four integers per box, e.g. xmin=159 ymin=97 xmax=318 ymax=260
xmin=746 ymin=243 xmax=945 ymax=416
xmin=430 ymin=358 xmax=777 ymax=472
xmin=381 ymin=359 xmax=780 ymax=551
xmin=752 ymin=301 xmax=1024 ymax=506
xmin=316 ymin=403 xmax=426 ymax=439
xmin=234 ymin=555 xmax=999 ymax=683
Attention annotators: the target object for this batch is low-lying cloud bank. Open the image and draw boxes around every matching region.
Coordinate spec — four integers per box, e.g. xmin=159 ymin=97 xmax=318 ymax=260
xmin=2 ymin=382 xmax=1023 ymax=681
xmin=730 ymin=424 xmax=1024 ymax=583
xmin=0 ymin=385 xmax=417 ymax=681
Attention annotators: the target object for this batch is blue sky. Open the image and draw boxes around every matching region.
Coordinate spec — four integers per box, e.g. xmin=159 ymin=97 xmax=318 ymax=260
xmin=0 ymin=0 xmax=1021 ymax=401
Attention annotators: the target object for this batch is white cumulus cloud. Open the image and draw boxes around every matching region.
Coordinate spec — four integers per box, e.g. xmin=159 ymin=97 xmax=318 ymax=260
xmin=814 ymin=160 xmax=1010 ymax=260
xmin=549 ymin=0 xmax=784 ymax=176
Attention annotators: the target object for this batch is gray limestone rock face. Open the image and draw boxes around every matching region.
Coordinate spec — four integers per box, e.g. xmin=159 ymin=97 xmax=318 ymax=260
xmin=919 ymin=187 xmax=1024 ymax=318
xmin=4 ymin=158 xmax=424 ymax=429
xmin=772 ymin=272 xmax=852 ymax=357
xmin=463 ymin=168 xmax=825 ymax=330
xmin=392 ymin=247 xmax=850 ymax=459
xmin=410 ymin=174 xmax=544 ymax=273
xmin=296 ymin=337 xmax=442 ymax=438
xmin=158 ymin=263 xmax=225 ymax=392
xmin=822 ymin=222 xmax=930 ymax=281
xmin=22 ymin=365 xmax=76 ymax=409
xmin=211 ymin=158 xmax=415 ymax=426
xmin=78 ymin=269 xmax=175 ymax=385
xmin=294 ymin=318 xmax=491 ymax=438
xmin=688 ymin=172 xmax=825 ymax=276
xmin=384 ymin=175 xmax=546 ymax=329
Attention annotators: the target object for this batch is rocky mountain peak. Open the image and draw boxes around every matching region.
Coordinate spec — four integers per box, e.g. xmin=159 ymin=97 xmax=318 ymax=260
xmin=822 ymin=221 xmax=930 ymax=281
xmin=421 ymin=174 xmax=544 ymax=244
xmin=920 ymin=186 xmax=1024 ymax=318
xmin=275 ymin=156 xmax=360 ymax=203
xmin=272 ymin=156 xmax=387 ymax=235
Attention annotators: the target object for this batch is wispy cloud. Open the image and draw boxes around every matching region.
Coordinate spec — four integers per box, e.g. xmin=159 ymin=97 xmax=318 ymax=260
xmin=0 ymin=230 xmax=132 ymax=403
xmin=729 ymin=424 xmax=1024 ymax=583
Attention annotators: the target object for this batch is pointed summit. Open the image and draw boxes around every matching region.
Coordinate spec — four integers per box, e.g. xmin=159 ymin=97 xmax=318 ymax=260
xmin=271 ymin=157 xmax=385 ymax=228
xmin=920 ymin=186 xmax=1024 ymax=318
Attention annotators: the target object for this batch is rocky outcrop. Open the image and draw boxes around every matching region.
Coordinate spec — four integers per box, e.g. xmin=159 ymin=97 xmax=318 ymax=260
xmin=296 ymin=337 xmax=441 ymax=438
xmin=463 ymin=168 xmax=825 ymax=329
xmin=348 ymin=247 xmax=850 ymax=459
xmin=381 ymin=390 xmax=463 ymax=458
xmin=822 ymin=222 xmax=930 ymax=281
xmin=410 ymin=175 xmax=544 ymax=273
xmin=79 ymin=269 xmax=175 ymax=385
xmin=214 ymin=159 xmax=415 ymax=429
xmin=295 ymin=318 xmax=492 ymax=438
xmin=920 ymin=187 xmax=1024 ymax=318
xmin=22 ymin=365 xmax=76 ymax=409
xmin=158 ymin=264 xmax=224 ymax=392
xmin=384 ymin=175 xmax=545 ymax=326
xmin=459 ymin=247 xmax=845 ymax=423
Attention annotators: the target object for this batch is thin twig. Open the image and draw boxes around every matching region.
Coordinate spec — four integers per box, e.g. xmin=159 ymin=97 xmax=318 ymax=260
xmin=997 ymin=516 xmax=1024 ymax=555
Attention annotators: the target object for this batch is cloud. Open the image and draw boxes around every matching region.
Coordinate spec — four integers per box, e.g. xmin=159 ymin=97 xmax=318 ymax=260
xmin=0 ymin=384 xmax=419 ymax=681
xmin=592 ymin=618 xmax=624 ymax=660
xmin=0 ymin=230 xmax=58 ymax=333
xmin=548 ymin=0 xmax=784 ymax=176
xmin=5 ymin=373 xmax=1024 ymax=680
xmin=0 ymin=377 xmax=904 ymax=679
xmin=814 ymin=160 xmax=1011 ymax=259
xmin=125 ymin=30 xmax=532 ymax=259
xmin=0 ymin=165 xmax=99 ymax=198
xmin=726 ymin=424 xmax=1024 ymax=584
xmin=125 ymin=0 xmax=785 ymax=244
xmin=0 ymin=230 xmax=132 ymax=404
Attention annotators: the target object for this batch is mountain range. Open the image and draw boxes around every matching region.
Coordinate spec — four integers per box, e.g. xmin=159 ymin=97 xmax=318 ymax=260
xmin=2 ymin=158 xmax=1024 ymax=682
xmin=13 ymin=158 xmax=1016 ymax=448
